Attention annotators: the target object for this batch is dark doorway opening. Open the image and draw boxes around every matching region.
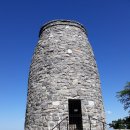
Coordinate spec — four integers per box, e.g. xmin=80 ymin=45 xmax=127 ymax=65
xmin=68 ymin=99 xmax=83 ymax=130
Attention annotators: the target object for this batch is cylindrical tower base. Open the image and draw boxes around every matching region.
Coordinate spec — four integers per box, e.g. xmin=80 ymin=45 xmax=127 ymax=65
xmin=25 ymin=20 xmax=105 ymax=130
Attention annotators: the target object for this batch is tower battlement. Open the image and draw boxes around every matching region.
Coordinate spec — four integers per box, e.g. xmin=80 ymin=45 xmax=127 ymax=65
xmin=39 ymin=20 xmax=87 ymax=37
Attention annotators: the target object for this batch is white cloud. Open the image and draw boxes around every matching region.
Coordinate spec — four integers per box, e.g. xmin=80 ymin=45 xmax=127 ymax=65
xmin=106 ymin=110 xmax=112 ymax=115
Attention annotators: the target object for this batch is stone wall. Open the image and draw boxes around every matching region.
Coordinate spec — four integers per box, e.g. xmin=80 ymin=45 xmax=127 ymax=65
xmin=25 ymin=20 xmax=105 ymax=130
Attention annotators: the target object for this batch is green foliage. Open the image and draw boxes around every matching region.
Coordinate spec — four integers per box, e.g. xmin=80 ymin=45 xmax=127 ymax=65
xmin=110 ymin=82 xmax=130 ymax=129
xmin=109 ymin=116 xmax=130 ymax=129
xmin=116 ymin=82 xmax=130 ymax=112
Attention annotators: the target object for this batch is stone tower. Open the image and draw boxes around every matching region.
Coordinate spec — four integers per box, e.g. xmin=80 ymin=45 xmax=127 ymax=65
xmin=25 ymin=20 xmax=105 ymax=130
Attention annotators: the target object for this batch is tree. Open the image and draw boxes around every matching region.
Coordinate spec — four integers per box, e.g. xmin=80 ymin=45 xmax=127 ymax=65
xmin=110 ymin=82 xmax=130 ymax=129
xmin=116 ymin=82 xmax=130 ymax=112
xmin=109 ymin=116 xmax=130 ymax=129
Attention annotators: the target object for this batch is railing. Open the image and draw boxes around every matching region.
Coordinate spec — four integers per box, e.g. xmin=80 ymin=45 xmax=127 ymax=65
xmin=52 ymin=116 xmax=68 ymax=130
xmin=88 ymin=115 xmax=110 ymax=130
xmin=52 ymin=115 xmax=111 ymax=130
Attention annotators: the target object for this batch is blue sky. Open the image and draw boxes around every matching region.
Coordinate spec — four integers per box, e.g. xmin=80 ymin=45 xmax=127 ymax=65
xmin=0 ymin=0 xmax=130 ymax=130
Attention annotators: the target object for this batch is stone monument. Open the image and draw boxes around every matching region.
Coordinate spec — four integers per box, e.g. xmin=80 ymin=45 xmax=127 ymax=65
xmin=25 ymin=20 xmax=105 ymax=130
